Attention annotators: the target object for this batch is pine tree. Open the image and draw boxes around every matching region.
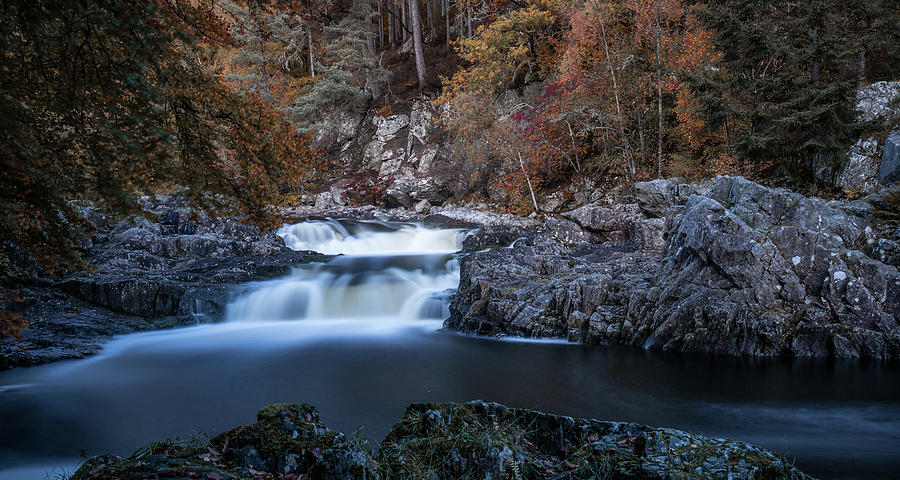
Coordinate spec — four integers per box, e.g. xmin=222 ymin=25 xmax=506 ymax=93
xmin=287 ymin=0 xmax=391 ymax=134
xmin=691 ymin=0 xmax=859 ymax=182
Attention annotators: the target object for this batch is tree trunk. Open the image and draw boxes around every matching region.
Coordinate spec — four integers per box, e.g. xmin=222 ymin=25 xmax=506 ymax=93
xmin=654 ymin=7 xmax=663 ymax=179
xmin=807 ymin=0 xmax=819 ymax=83
xmin=367 ymin=36 xmax=382 ymax=98
xmin=409 ymin=0 xmax=427 ymax=92
xmin=389 ymin=2 xmax=395 ymax=47
xmin=445 ymin=0 xmax=451 ymax=45
xmin=426 ymin=0 xmax=434 ymax=40
xmin=857 ymin=49 xmax=866 ymax=88
xmin=516 ymin=146 xmax=540 ymax=214
xmin=309 ymin=30 xmax=315 ymax=77
xmin=401 ymin=0 xmax=409 ymax=42
xmin=466 ymin=7 xmax=472 ymax=38
xmin=378 ymin=1 xmax=384 ymax=49
xmin=599 ymin=17 xmax=634 ymax=184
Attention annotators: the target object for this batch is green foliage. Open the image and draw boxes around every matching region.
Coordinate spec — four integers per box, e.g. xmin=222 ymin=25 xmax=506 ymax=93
xmin=688 ymin=0 xmax=894 ymax=181
xmin=0 ymin=0 xmax=313 ymax=280
xmin=287 ymin=0 xmax=391 ymax=134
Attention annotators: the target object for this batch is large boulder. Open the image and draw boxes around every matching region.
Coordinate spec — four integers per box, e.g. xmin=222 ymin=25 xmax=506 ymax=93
xmin=383 ymin=176 xmax=451 ymax=209
xmin=561 ymin=203 xmax=641 ymax=241
xmin=448 ymin=238 xmax=657 ymax=341
xmin=631 ymin=176 xmax=899 ymax=358
xmin=837 ymin=138 xmax=881 ymax=193
xmin=73 ymin=404 xmax=374 ymax=480
xmin=634 ymin=179 xmax=676 ymax=217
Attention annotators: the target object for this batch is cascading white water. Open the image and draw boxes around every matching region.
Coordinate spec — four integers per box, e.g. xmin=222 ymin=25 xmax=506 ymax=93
xmin=224 ymin=219 xmax=464 ymax=322
xmin=277 ymin=219 xmax=463 ymax=255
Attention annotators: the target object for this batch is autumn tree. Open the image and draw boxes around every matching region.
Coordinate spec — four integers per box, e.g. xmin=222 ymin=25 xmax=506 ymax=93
xmin=0 ymin=0 xmax=315 ymax=284
xmin=436 ymin=0 xmax=562 ymax=199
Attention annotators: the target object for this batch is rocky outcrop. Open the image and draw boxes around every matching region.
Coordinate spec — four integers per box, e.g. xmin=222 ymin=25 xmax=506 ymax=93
xmin=834 ymin=81 xmax=900 ymax=193
xmin=881 ymin=131 xmax=900 ymax=185
xmin=0 ymin=287 xmax=191 ymax=369
xmin=561 ymin=203 xmax=641 ymax=241
xmin=62 ymin=200 xmax=330 ymax=320
xmin=381 ymin=401 xmax=813 ymax=480
xmin=72 ymin=401 xmax=814 ymax=480
xmin=449 ymin=176 xmax=900 ymax=359
xmin=1 ymin=198 xmax=330 ymax=369
xmin=426 ymin=205 xmax=542 ymax=230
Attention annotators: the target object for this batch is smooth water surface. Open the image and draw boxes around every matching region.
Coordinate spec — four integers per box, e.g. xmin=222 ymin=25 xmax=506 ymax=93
xmin=1 ymin=219 xmax=898 ymax=480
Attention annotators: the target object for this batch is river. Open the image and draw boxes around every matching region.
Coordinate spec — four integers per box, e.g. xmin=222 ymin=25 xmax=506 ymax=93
xmin=0 ymin=219 xmax=898 ymax=479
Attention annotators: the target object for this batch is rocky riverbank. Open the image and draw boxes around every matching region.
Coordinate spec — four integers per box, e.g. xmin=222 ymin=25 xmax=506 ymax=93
xmin=71 ymin=400 xmax=813 ymax=480
xmin=449 ymin=176 xmax=900 ymax=359
xmin=0 ymin=198 xmax=330 ymax=369
xmin=3 ymin=175 xmax=898 ymax=368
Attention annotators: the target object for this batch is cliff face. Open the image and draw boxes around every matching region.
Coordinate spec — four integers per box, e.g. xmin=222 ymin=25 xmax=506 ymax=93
xmin=307 ymin=99 xmax=455 ymax=213
xmin=449 ymin=176 xmax=900 ymax=359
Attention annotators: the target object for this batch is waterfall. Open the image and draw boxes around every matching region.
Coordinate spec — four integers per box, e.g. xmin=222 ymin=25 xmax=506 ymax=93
xmin=224 ymin=219 xmax=464 ymax=322
xmin=277 ymin=218 xmax=464 ymax=255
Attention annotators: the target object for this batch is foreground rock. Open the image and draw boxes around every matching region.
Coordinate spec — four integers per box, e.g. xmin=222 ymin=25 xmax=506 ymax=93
xmin=1 ymin=197 xmax=330 ymax=369
xmin=72 ymin=401 xmax=813 ymax=480
xmin=450 ymin=176 xmax=900 ymax=359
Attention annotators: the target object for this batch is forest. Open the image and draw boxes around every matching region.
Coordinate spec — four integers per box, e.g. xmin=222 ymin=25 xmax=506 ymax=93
xmin=1 ymin=0 xmax=898 ymax=288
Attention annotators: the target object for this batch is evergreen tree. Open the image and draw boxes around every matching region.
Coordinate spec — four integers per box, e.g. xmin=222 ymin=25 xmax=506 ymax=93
xmin=287 ymin=0 xmax=391 ymax=134
xmin=691 ymin=0 xmax=861 ymax=182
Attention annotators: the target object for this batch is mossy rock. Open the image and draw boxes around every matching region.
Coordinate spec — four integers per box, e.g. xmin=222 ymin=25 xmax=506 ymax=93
xmin=72 ymin=403 xmax=375 ymax=480
xmin=377 ymin=401 xmax=813 ymax=480
xmin=72 ymin=401 xmax=814 ymax=480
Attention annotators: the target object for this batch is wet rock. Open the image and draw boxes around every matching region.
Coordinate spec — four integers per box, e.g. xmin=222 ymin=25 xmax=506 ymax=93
xmin=448 ymin=238 xmax=657 ymax=340
xmin=2 ymin=197 xmax=332 ymax=368
xmin=460 ymin=226 xmax=528 ymax=252
xmin=881 ymin=131 xmax=900 ymax=185
xmin=0 ymin=287 xmax=193 ymax=369
xmin=449 ymin=176 xmax=900 ymax=359
xmin=71 ymin=401 xmax=815 ymax=480
xmin=379 ymin=401 xmax=813 ymax=480
xmin=635 ymin=179 xmax=676 ymax=218
xmin=561 ymin=203 xmax=641 ymax=241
